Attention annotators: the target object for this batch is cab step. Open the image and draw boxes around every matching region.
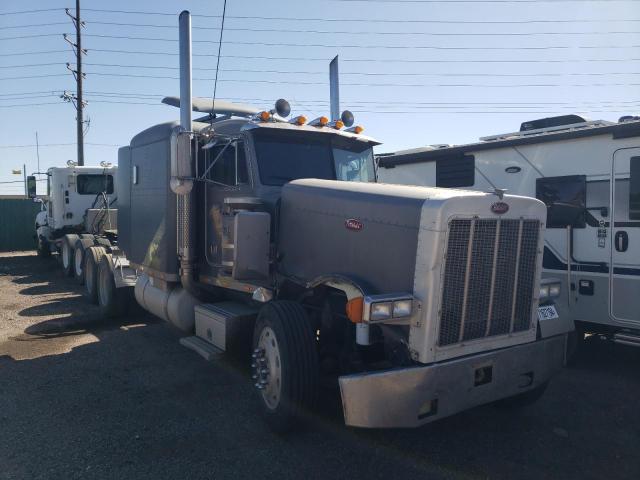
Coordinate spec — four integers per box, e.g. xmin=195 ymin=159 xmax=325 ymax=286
xmin=613 ymin=332 xmax=640 ymax=348
xmin=179 ymin=336 xmax=224 ymax=361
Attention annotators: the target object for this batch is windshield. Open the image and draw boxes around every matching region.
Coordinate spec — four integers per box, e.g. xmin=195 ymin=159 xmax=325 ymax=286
xmin=252 ymin=129 xmax=376 ymax=186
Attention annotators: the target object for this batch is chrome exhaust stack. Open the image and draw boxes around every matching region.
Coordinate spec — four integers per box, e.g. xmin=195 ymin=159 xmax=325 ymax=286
xmin=173 ymin=9 xmax=199 ymax=299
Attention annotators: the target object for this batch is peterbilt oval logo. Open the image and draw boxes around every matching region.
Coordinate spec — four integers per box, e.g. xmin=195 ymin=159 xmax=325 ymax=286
xmin=491 ymin=202 xmax=510 ymax=214
xmin=345 ymin=219 xmax=363 ymax=231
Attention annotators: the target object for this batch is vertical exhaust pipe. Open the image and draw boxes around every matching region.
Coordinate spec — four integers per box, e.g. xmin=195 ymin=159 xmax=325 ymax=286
xmin=179 ymin=10 xmax=192 ymax=133
xmin=175 ymin=10 xmax=199 ymax=298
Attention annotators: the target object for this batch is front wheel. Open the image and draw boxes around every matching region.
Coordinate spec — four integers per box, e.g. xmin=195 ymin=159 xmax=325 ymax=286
xmin=36 ymin=238 xmax=51 ymax=258
xmin=252 ymin=301 xmax=319 ymax=433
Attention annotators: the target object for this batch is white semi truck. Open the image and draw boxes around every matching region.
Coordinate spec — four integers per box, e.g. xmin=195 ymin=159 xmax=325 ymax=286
xmin=32 ymin=164 xmax=118 ymax=286
xmin=82 ymin=11 xmax=571 ymax=431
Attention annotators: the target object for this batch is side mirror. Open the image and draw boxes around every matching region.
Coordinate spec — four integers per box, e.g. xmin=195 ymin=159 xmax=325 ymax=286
xmin=27 ymin=175 xmax=37 ymax=199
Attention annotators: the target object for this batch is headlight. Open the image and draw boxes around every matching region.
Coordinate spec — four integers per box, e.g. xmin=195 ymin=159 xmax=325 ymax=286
xmin=392 ymin=299 xmax=412 ymax=318
xmin=370 ymin=302 xmax=392 ymax=321
xmin=539 ymin=285 xmax=550 ymax=300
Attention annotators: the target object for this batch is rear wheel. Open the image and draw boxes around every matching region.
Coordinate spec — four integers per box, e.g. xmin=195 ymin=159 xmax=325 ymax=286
xmin=61 ymin=234 xmax=79 ymax=277
xmin=84 ymin=246 xmax=105 ymax=304
xmin=97 ymin=253 xmax=128 ymax=318
xmin=73 ymin=237 xmax=95 ymax=285
xmin=252 ymin=301 xmax=319 ymax=432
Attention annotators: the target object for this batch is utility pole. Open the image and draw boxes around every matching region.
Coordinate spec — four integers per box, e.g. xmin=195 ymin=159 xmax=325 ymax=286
xmin=35 ymin=131 xmax=40 ymax=173
xmin=64 ymin=0 xmax=86 ymax=166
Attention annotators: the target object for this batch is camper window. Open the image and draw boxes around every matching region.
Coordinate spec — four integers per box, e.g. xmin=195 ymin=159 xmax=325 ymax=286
xmin=630 ymin=156 xmax=640 ymax=220
xmin=536 ymin=175 xmax=586 ymax=228
xmin=436 ymin=155 xmax=475 ymax=188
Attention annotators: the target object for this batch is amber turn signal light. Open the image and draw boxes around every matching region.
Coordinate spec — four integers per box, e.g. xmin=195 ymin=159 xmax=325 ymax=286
xmin=346 ymin=297 xmax=364 ymax=323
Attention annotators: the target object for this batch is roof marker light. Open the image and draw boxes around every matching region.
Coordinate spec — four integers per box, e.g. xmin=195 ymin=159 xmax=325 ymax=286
xmin=329 ymin=120 xmax=344 ymax=130
xmin=346 ymin=125 xmax=364 ymax=134
xmin=309 ymin=116 xmax=329 ymax=127
xmin=289 ymin=115 xmax=307 ymax=126
xmin=258 ymin=111 xmax=271 ymax=122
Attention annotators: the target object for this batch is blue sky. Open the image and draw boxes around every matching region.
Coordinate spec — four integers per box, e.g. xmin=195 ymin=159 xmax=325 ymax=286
xmin=1 ymin=0 xmax=639 ymax=195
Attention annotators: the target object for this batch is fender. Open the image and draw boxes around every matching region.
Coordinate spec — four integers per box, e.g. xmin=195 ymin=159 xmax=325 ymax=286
xmin=306 ymin=273 xmax=370 ymax=300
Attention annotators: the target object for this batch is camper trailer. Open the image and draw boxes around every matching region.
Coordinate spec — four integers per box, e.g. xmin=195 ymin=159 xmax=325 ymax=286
xmin=377 ymin=115 xmax=640 ymax=347
xmin=85 ymin=11 xmax=570 ymax=431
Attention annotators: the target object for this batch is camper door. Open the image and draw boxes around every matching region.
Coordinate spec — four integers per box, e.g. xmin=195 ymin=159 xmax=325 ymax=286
xmin=610 ymin=148 xmax=640 ymax=327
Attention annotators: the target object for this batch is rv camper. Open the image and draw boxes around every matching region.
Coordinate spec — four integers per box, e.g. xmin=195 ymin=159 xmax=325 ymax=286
xmin=377 ymin=114 xmax=640 ymax=347
xmin=86 ymin=11 xmax=570 ymax=431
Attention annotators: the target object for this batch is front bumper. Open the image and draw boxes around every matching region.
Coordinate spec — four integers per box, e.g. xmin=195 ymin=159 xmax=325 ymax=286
xmin=339 ymin=334 xmax=566 ymax=428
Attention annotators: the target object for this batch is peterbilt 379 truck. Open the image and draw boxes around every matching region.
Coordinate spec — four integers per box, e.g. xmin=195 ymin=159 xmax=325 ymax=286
xmin=87 ymin=11 xmax=569 ymax=430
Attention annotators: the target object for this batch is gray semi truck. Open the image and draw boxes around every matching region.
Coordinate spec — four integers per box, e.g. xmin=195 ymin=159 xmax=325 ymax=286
xmin=85 ymin=11 xmax=569 ymax=431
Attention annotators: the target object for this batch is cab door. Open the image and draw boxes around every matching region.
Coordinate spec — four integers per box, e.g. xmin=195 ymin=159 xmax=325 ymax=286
xmin=610 ymin=148 xmax=640 ymax=326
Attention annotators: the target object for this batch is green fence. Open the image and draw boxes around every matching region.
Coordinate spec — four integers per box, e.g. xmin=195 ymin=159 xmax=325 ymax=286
xmin=0 ymin=197 xmax=40 ymax=252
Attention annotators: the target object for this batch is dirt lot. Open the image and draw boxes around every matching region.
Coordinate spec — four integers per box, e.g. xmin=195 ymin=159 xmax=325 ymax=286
xmin=1 ymin=251 xmax=639 ymax=480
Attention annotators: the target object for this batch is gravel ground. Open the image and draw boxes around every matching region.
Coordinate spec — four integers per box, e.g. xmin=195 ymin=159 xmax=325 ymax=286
xmin=1 ymin=251 xmax=639 ymax=480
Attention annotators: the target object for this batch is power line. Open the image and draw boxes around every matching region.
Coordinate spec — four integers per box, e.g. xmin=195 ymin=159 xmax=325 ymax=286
xmin=4 ymin=90 xmax=639 ymax=108
xmin=75 ymin=34 xmax=640 ymax=51
xmin=0 ymin=8 xmax=62 ymax=16
xmin=0 ymin=50 xmax=68 ymax=57
xmin=48 ymin=64 xmax=640 ymax=78
xmin=0 ymin=22 xmax=68 ymax=29
xmin=77 ymin=8 xmax=640 ymax=24
xmin=76 ymin=49 xmax=640 ymax=64
xmin=57 ymin=20 xmax=640 ymax=36
xmin=0 ymin=33 xmax=62 ymax=41
xmin=0 ymin=142 xmax=120 ymax=148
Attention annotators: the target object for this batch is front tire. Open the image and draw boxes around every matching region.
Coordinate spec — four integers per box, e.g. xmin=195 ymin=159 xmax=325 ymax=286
xmin=252 ymin=301 xmax=319 ymax=433
xmin=36 ymin=238 xmax=51 ymax=258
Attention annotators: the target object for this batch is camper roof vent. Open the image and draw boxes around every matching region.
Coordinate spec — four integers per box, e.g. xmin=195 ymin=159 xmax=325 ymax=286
xmin=520 ymin=114 xmax=589 ymax=132
xmin=480 ymin=116 xmax=615 ymax=142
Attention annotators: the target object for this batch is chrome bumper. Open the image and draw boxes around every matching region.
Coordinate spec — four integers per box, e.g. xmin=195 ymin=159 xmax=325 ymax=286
xmin=339 ymin=334 xmax=566 ymax=428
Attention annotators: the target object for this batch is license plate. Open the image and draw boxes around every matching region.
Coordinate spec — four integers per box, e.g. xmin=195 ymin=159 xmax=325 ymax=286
xmin=537 ymin=305 xmax=559 ymax=320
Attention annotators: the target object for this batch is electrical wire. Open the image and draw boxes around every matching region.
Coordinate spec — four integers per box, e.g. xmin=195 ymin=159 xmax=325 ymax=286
xmin=77 ymin=8 xmax=640 ymax=24
xmin=76 ymin=33 xmax=640 ymax=51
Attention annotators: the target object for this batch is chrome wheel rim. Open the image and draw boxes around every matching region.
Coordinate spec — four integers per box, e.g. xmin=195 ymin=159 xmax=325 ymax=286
xmin=253 ymin=326 xmax=282 ymax=410
xmin=74 ymin=247 xmax=83 ymax=277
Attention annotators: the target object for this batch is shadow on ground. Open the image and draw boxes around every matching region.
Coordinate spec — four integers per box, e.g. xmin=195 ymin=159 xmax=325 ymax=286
xmin=1 ymin=253 xmax=639 ymax=480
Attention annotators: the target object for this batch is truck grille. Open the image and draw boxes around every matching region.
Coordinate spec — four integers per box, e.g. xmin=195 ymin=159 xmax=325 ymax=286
xmin=438 ymin=218 xmax=540 ymax=347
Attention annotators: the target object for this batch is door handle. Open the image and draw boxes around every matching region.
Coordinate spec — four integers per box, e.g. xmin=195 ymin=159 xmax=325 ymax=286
xmin=615 ymin=231 xmax=629 ymax=252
